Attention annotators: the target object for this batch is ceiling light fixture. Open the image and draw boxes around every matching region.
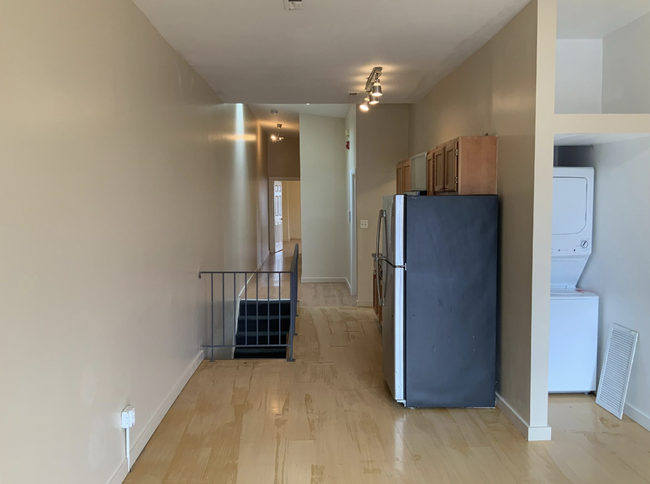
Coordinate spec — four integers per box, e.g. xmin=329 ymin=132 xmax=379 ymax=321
xmin=359 ymin=66 xmax=383 ymax=113
xmin=272 ymin=123 xmax=284 ymax=142
xmin=371 ymin=80 xmax=383 ymax=97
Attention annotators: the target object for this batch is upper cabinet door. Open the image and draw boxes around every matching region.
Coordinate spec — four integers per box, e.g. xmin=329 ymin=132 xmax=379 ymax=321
xmin=402 ymin=159 xmax=412 ymax=192
xmin=434 ymin=147 xmax=445 ymax=193
xmin=396 ymin=161 xmax=404 ymax=195
xmin=444 ymin=141 xmax=459 ymax=192
xmin=426 ymin=151 xmax=435 ymax=195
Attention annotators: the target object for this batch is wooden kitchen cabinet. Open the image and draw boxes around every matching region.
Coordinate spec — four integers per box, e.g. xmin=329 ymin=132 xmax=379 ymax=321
xmin=427 ymin=136 xmax=496 ymax=195
xmin=429 ymin=147 xmax=446 ymax=194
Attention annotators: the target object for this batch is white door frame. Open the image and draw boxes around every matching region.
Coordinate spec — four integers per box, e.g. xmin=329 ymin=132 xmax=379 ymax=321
xmin=349 ymin=170 xmax=358 ymax=296
xmin=268 ymin=177 xmax=300 ymax=254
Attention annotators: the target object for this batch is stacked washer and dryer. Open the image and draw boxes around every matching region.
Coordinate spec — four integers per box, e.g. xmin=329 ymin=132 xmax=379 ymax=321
xmin=549 ymin=167 xmax=599 ymax=393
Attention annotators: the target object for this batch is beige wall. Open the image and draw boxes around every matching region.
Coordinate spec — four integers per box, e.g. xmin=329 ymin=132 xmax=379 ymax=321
xmin=299 ymin=114 xmax=348 ymax=282
xmin=356 ymin=105 xmax=410 ymax=306
xmin=268 ymin=136 xmax=301 ymax=178
xmin=287 ymin=181 xmax=302 ymax=240
xmin=409 ymin=1 xmax=552 ymax=438
xmin=0 ymin=1 xmax=268 ymax=483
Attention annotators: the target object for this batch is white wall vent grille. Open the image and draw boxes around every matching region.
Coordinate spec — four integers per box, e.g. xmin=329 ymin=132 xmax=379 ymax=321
xmin=596 ymin=324 xmax=638 ymax=419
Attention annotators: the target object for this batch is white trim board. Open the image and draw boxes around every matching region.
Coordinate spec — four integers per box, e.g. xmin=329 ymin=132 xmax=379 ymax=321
xmin=107 ymin=350 xmax=204 ymax=484
xmin=625 ymin=402 xmax=650 ymax=432
xmin=301 ymin=277 xmax=347 ymax=283
xmin=496 ymin=393 xmax=552 ymax=441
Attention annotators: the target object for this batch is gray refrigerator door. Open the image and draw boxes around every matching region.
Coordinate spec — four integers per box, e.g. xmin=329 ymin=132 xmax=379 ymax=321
xmin=382 ymin=195 xmax=405 ymax=402
xmin=382 ymin=262 xmax=405 ymax=402
xmin=404 ymin=195 xmax=498 ymax=408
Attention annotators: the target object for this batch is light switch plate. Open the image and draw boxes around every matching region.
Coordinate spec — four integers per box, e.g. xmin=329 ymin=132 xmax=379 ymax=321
xmin=360 ymin=220 xmax=369 ymax=229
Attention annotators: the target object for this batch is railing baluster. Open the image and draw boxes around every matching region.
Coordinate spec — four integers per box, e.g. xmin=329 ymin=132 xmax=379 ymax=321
xmin=244 ymin=272 xmax=248 ymax=346
xmin=256 ymin=273 xmax=259 ymax=349
xmin=210 ymin=273 xmax=214 ymax=362
xmin=279 ymin=276 xmax=282 ymax=347
xmin=233 ymin=273 xmax=236 ymax=349
xmin=268 ymin=272 xmax=270 ymax=347
xmin=222 ymin=273 xmax=225 ymax=348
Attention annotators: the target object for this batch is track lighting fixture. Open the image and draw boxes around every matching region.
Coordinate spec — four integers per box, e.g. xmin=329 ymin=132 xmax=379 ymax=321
xmin=271 ymin=123 xmax=284 ymax=141
xmin=359 ymin=66 xmax=383 ymax=113
xmin=371 ymin=79 xmax=383 ymax=97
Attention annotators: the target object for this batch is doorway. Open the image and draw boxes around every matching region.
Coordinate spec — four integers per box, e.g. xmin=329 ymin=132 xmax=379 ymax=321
xmin=269 ymin=177 xmax=301 ymax=254
xmin=273 ymin=181 xmax=283 ymax=253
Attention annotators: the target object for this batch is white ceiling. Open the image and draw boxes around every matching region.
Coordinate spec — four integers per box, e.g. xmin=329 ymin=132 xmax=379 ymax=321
xmin=554 ymin=133 xmax=650 ymax=146
xmin=557 ymin=0 xmax=650 ymax=39
xmin=248 ymin=104 xmax=350 ymax=136
xmin=132 ymin=0 xmax=530 ymax=104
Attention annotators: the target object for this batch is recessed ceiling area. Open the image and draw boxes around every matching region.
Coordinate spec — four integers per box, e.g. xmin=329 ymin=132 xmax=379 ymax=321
xmin=557 ymin=0 xmax=650 ymax=39
xmin=132 ymin=0 xmax=529 ymax=104
xmin=248 ymin=104 xmax=350 ymax=136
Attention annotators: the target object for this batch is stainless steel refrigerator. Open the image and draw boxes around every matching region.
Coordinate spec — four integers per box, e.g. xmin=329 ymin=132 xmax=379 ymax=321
xmin=374 ymin=195 xmax=498 ymax=408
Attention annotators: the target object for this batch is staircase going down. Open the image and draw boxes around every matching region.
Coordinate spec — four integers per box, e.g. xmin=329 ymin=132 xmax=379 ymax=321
xmin=234 ymin=299 xmax=292 ymax=359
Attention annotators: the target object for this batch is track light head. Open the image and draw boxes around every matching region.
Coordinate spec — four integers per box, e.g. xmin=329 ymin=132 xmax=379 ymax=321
xmin=359 ymin=99 xmax=370 ymax=112
xmin=369 ymin=96 xmax=379 ymax=105
xmin=371 ymin=83 xmax=383 ymax=97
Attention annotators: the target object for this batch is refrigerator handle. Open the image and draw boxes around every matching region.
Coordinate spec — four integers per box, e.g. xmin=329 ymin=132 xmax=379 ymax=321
xmin=374 ymin=209 xmax=387 ymax=306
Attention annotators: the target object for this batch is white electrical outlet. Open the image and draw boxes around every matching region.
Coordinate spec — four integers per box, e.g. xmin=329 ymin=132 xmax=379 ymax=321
xmin=121 ymin=406 xmax=136 ymax=429
xmin=360 ymin=220 xmax=369 ymax=229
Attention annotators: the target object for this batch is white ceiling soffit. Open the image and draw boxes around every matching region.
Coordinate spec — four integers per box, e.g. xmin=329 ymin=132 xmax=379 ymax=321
xmin=248 ymin=104 xmax=350 ymax=136
xmin=554 ymin=133 xmax=650 ymax=146
xmin=133 ymin=0 xmax=529 ymax=104
xmin=557 ymin=0 xmax=650 ymax=39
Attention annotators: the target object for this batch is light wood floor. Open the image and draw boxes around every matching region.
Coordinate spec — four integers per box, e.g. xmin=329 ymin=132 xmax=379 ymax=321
xmin=252 ymin=241 xmax=357 ymax=308
xmin=125 ymin=304 xmax=650 ymax=484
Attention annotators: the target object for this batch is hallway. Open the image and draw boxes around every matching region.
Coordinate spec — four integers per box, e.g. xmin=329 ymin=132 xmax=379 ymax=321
xmin=124 ymin=277 xmax=650 ymax=483
xmin=255 ymin=241 xmax=357 ymax=308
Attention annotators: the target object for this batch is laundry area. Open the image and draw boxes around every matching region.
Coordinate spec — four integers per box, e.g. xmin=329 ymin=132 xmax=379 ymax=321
xmin=551 ymin=135 xmax=650 ymax=424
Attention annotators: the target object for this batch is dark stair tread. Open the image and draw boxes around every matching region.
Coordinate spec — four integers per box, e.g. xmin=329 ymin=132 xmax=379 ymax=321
xmin=234 ymin=347 xmax=287 ymax=359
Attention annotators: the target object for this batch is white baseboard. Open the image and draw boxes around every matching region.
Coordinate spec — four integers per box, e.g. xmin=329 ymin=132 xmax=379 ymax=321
xmin=301 ymin=277 xmax=347 ymax=283
xmin=496 ymin=393 xmax=552 ymax=441
xmin=356 ymin=299 xmax=373 ymax=307
xmin=625 ymin=402 xmax=650 ymax=431
xmin=345 ymin=278 xmax=351 ymax=291
xmin=107 ymin=350 xmax=205 ymax=484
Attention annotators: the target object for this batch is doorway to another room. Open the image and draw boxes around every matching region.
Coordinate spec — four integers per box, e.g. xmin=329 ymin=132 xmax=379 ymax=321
xmin=270 ymin=178 xmax=301 ymax=255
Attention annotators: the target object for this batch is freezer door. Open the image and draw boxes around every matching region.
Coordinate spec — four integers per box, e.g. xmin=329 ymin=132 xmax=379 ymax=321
xmin=386 ymin=195 xmax=404 ymax=267
xmin=404 ymin=195 xmax=498 ymax=408
xmin=382 ymin=261 xmax=405 ymax=403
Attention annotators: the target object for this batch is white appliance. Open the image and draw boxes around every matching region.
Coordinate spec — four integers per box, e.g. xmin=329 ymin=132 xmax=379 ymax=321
xmin=409 ymin=152 xmax=428 ymax=192
xmin=549 ymin=167 xmax=599 ymax=393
